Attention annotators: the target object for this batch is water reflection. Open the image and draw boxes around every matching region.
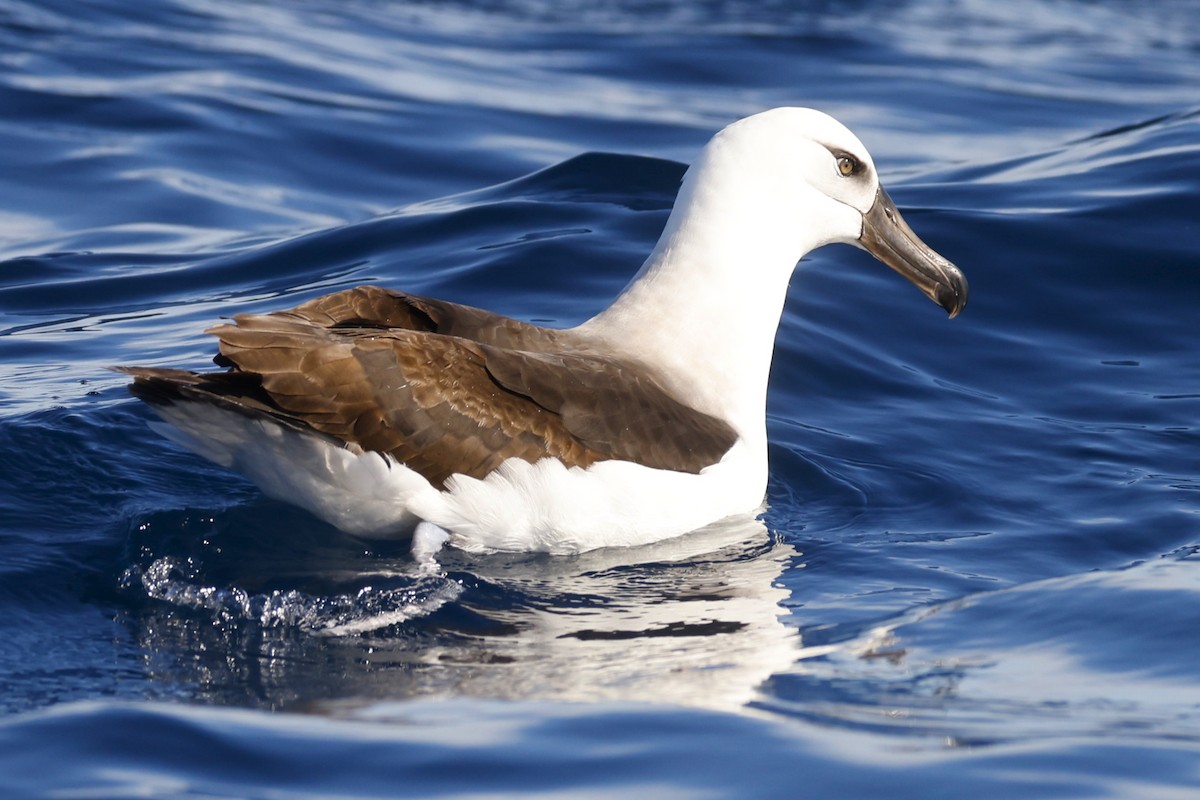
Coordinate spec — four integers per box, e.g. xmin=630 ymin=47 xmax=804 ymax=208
xmin=121 ymin=514 xmax=801 ymax=713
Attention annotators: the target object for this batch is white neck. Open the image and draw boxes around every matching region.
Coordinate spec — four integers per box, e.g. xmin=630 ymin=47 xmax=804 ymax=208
xmin=575 ymin=135 xmax=833 ymax=449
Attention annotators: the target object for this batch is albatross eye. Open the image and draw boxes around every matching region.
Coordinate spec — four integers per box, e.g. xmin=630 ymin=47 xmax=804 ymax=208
xmin=836 ymin=155 xmax=859 ymax=177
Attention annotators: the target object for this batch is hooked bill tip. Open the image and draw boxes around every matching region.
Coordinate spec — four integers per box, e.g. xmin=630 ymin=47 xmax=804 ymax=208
xmin=935 ymin=276 xmax=968 ymax=319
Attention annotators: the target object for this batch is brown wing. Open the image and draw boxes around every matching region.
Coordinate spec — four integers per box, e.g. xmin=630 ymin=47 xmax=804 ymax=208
xmin=477 ymin=346 xmax=739 ymax=472
xmin=262 ymin=285 xmax=574 ymax=352
xmin=122 ymin=286 xmax=737 ymax=488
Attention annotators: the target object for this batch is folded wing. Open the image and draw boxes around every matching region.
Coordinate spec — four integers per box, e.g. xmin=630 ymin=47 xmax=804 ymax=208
xmin=120 ymin=286 xmax=738 ymax=488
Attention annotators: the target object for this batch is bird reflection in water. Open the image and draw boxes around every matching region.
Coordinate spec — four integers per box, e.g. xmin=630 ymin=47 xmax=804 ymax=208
xmin=121 ymin=513 xmax=801 ymax=712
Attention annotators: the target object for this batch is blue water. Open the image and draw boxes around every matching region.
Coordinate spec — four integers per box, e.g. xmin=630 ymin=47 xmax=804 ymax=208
xmin=2 ymin=0 xmax=1200 ymax=796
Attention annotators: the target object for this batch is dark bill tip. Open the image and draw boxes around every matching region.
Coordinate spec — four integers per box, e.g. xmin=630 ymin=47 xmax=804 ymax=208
xmin=935 ymin=274 xmax=968 ymax=319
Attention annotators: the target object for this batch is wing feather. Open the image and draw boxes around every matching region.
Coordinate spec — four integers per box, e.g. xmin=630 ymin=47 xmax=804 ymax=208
xmin=122 ymin=286 xmax=737 ymax=488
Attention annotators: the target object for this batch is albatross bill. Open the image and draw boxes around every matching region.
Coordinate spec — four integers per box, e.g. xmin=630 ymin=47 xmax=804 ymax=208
xmin=118 ymin=107 xmax=968 ymax=555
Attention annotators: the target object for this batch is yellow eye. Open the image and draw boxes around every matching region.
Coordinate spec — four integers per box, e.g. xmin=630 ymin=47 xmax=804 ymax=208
xmin=837 ymin=155 xmax=858 ymax=177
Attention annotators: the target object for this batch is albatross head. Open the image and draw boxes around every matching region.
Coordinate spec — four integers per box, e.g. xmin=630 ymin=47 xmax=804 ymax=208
xmin=691 ymin=107 xmax=968 ymax=318
xmin=581 ymin=107 xmax=967 ymax=438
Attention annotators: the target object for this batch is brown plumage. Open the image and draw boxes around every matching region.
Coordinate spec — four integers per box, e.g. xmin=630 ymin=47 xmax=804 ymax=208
xmin=119 ymin=286 xmax=738 ymax=489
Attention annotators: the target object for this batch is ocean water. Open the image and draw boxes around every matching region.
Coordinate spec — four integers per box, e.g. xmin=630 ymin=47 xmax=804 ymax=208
xmin=2 ymin=0 xmax=1200 ymax=796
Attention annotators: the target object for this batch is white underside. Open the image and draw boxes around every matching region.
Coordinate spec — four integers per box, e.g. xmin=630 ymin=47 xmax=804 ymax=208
xmin=147 ymin=403 xmax=768 ymax=554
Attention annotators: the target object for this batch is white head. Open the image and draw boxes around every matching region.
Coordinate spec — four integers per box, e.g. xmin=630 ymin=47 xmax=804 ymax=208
xmin=703 ymin=108 xmax=878 ymax=237
xmin=582 ymin=107 xmax=966 ymax=437
xmin=670 ymin=107 xmax=967 ymax=316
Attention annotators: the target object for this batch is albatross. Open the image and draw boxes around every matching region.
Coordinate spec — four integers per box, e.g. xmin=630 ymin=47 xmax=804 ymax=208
xmin=118 ymin=107 xmax=967 ymax=555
